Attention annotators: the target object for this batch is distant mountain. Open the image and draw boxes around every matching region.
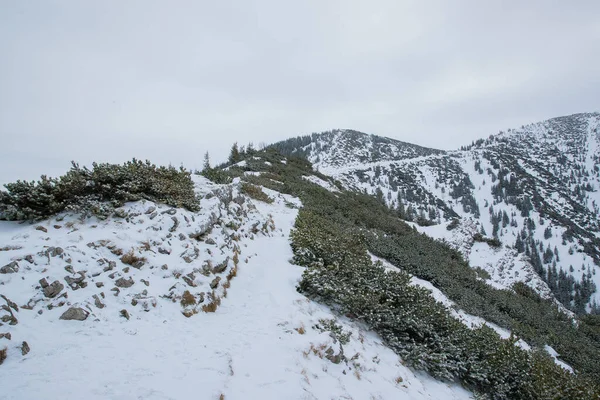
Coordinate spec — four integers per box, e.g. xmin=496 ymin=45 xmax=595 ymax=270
xmin=271 ymin=113 xmax=600 ymax=314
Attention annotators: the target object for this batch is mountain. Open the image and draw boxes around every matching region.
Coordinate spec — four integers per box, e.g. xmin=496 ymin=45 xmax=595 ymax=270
xmin=272 ymin=112 xmax=600 ymax=315
xmin=2 ymin=114 xmax=600 ymax=399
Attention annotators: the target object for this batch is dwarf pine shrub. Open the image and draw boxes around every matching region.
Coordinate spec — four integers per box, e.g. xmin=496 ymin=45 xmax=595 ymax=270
xmin=0 ymin=159 xmax=199 ymax=220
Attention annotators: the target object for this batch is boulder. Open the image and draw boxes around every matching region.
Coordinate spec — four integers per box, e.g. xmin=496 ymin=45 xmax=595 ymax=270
xmin=115 ymin=277 xmax=134 ymax=288
xmin=59 ymin=307 xmax=89 ymax=321
xmin=0 ymin=261 xmax=19 ymax=274
xmin=43 ymin=280 xmax=64 ymax=298
xmin=20 ymin=341 xmax=30 ymax=356
xmin=210 ymin=276 xmax=221 ymax=289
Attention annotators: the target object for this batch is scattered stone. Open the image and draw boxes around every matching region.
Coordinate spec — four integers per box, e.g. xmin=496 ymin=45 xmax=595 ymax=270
xmin=96 ymin=282 xmax=104 ymax=288
xmin=38 ymin=310 xmax=43 ymax=315
xmin=182 ymin=273 xmax=197 ymax=287
xmin=20 ymin=341 xmax=30 ymax=356
xmin=0 ymin=261 xmax=19 ymax=274
xmin=115 ymin=277 xmax=134 ymax=288
xmin=108 ymin=272 xmax=117 ymax=279
xmin=141 ymin=279 xmax=150 ymax=287
xmin=162 ymin=208 xmax=177 ymax=215
xmin=111 ymin=287 xmax=120 ymax=296
xmin=145 ymin=206 xmax=156 ymax=215
xmin=24 ymin=255 xmax=34 ymax=264
xmin=149 ymin=211 xmax=158 ymax=220
xmin=114 ymin=208 xmax=128 ymax=218
xmin=59 ymin=307 xmax=89 ymax=321
xmin=0 ymin=333 xmax=11 ymax=340
xmin=103 ymin=261 xmax=116 ymax=272
xmin=122 ymin=267 xmax=130 ymax=273
xmin=93 ymin=295 xmax=105 ymax=309
xmin=131 ymin=260 xmax=145 ymax=269
xmin=45 ymin=247 xmax=64 ymax=258
xmin=64 ymin=272 xmax=86 ymax=290
xmin=178 ymin=233 xmax=187 ymax=241
xmin=161 ymin=264 xmax=169 ymax=270
xmin=65 ymin=265 xmax=75 ymax=274
xmin=169 ymin=216 xmax=180 ymax=233
xmin=43 ymin=280 xmax=64 ymax=298
xmin=210 ymin=276 xmax=221 ymax=289
xmin=39 ymin=278 xmax=49 ymax=288
xmin=35 ymin=225 xmax=48 ymax=233
xmin=53 ymin=225 xmax=62 ymax=229
xmin=205 ymin=238 xmax=216 ymax=245
xmin=158 ymin=247 xmax=171 ymax=255
xmin=120 ymin=309 xmax=130 ymax=320
xmin=213 ymin=258 xmax=230 ymax=274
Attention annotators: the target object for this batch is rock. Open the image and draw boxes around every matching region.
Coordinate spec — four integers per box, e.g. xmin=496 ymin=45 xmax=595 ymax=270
xmin=59 ymin=307 xmax=89 ymax=321
xmin=120 ymin=309 xmax=130 ymax=320
xmin=64 ymin=272 xmax=86 ymax=290
xmin=149 ymin=211 xmax=158 ymax=220
xmin=65 ymin=265 xmax=75 ymax=274
xmin=161 ymin=264 xmax=169 ymax=270
xmin=158 ymin=247 xmax=171 ymax=255
xmin=213 ymin=258 xmax=230 ymax=274
xmin=205 ymin=238 xmax=216 ymax=245
xmin=145 ymin=206 xmax=156 ymax=215
xmin=169 ymin=216 xmax=180 ymax=233
xmin=178 ymin=233 xmax=187 ymax=241
xmin=35 ymin=225 xmax=48 ymax=233
xmin=20 ymin=341 xmax=30 ymax=356
xmin=39 ymin=278 xmax=49 ymax=288
xmin=0 ymin=333 xmax=11 ymax=340
xmin=182 ymin=273 xmax=197 ymax=287
xmin=96 ymin=282 xmax=104 ymax=288
xmin=0 ymin=261 xmax=19 ymax=274
xmin=111 ymin=287 xmax=120 ymax=296
xmin=115 ymin=277 xmax=134 ymax=288
xmin=162 ymin=208 xmax=177 ymax=215
xmin=103 ymin=261 xmax=116 ymax=272
xmin=53 ymin=225 xmax=61 ymax=229
xmin=114 ymin=208 xmax=128 ymax=218
xmin=131 ymin=260 xmax=145 ymax=269
xmin=45 ymin=247 xmax=64 ymax=258
xmin=122 ymin=267 xmax=130 ymax=273
xmin=24 ymin=255 xmax=34 ymax=264
xmin=210 ymin=276 xmax=221 ymax=289
xmin=93 ymin=295 xmax=105 ymax=309
xmin=141 ymin=279 xmax=150 ymax=287
xmin=43 ymin=280 xmax=64 ymax=298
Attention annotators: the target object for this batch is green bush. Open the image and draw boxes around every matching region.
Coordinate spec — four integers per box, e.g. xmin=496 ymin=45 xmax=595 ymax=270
xmin=0 ymin=159 xmax=199 ymax=220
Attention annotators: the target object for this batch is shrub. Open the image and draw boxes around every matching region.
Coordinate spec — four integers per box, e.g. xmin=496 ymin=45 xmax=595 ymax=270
xmin=0 ymin=347 xmax=6 ymax=365
xmin=120 ymin=250 xmax=146 ymax=266
xmin=0 ymin=159 xmax=199 ymax=221
xmin=201 ymin=292 xmax=221 ymax=313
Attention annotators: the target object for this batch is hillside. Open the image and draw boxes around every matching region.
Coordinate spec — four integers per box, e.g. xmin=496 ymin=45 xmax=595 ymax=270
xmin=271 ymin=113 xmax=600 ymax=315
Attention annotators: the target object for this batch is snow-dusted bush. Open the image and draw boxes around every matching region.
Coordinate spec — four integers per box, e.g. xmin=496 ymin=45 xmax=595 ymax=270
xmin=0 ymin=159 xmax=199 ymax=220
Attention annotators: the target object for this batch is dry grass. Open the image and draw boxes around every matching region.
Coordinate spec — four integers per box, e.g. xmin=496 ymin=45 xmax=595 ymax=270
xmin=201 ymin=292 xmax=221 ymax=313
xmin=180 ymin=290 xmax=197 ymax=307
xmin=120 ymin=249 xmax=146 ymax=265
xmin=0 ymin=346 xmax=6 ymax=365
xmin=140 ymin=240 xmax=152 ymax=251
xmin=226 ymin=264 xmax=238 ymax=280
xmin=219 ymin=394 xmax=225 ymax=400
xmin=395 ymin=376 xmax=404 ymax=384
xmin=295 ymin=325 xmax=306 ymax=335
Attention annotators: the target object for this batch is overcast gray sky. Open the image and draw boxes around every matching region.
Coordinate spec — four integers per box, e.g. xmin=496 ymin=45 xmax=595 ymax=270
xmin=1 ymin=0 xmax=599 ymax=185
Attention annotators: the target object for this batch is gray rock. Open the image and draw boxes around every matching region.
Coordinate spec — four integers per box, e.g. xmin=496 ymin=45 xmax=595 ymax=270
xmin=20 ymin=341 xmax=30 ymax=356
xmin=65 ymin=272 xmax=86 ymax=290
xmin=59 ymin=307 xmax=89 ymax=321
xmin=213 ymin=258 xmax=230 ymax=274
xmin=96 ymin=282 xmax=104 ymax=288
xmin=39 ymin=278 xmax=49 ymax=288
xmin=145 ymin=206 xmax=156 ymax=215
xmin=169 ymin=216 xmax=179 ymax=233
xmin=43 ymin=280 xmax=64 ymax=298
xmin=0 ymin=261 xmax=19 ymax=274
xmin=149 ymin=211 xmax=158 ymax=220
xmin=182 ymin=273 xmax=197 ymax=287
xmin=205 ymin=238 xmax=216 ymax=245
xmin=93 ymin=295 xmax=105 ymax=309
xmin=24 ymin=255 xmax=34 ymax=264
xmin=178 ymin=233 xmax=187 ymax=241
xmin=114 ymin=208 xmax=128 ymax=218
xmin=35 ymin=225 xmax=48 ymax=233
xmin=115 ymin=277 xmax=134 ymax=288
xmin=0 ymin=332 xmax=11 ymax=340
xmin=210 ymin=276 xmax=221 ymax=289
xmin=162 ymin=208 xmax=177 ymax=215
xmin=120 ymin=309 xmax=130 ymax=320
xmin=131 ymin=260 xmax=145 ymax=269
xmin=141 ymin=279 xmax=150 ymax=287
xmin=65 ymin=265 xmax=75 ymax=274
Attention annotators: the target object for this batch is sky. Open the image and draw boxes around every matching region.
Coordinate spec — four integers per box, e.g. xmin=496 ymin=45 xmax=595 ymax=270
xmin=1 ymin=0 xmax=599 ymax=185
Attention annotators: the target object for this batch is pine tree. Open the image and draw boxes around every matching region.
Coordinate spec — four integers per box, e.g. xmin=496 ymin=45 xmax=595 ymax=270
xmin=228 ymin=142 xmax=241 ymax=164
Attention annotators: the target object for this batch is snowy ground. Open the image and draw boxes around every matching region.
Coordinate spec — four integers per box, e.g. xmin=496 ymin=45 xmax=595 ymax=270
xmin=0 ymin=178 xmax=472 ymax=400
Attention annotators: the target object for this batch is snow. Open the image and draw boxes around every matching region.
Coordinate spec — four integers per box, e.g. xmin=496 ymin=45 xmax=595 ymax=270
xmin=301 ymin=175 xmax=340 ymax=193
xmin=0 ymin=178 xmax=473 ymax=400
xmin=544 ymin=345 xmax=574 ymax=373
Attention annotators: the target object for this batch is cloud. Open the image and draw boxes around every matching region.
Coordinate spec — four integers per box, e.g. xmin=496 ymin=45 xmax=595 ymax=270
xmin=0 ymin=0 xmax=598 ymax=185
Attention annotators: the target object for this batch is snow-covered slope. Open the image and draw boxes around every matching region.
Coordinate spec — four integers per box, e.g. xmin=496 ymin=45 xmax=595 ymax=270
xmin=272 ymin=113 xmax=600 ymax=314
xmin=0 ymin=176 xmax=472 ymax=399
